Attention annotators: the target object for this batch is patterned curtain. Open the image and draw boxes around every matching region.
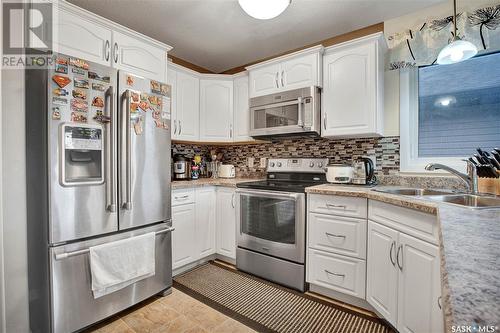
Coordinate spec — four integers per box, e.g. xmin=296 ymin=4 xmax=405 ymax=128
xmin=387 ymin=4 xmax=500 ymax=70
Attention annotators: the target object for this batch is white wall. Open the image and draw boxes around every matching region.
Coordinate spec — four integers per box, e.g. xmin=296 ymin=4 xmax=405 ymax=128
xmin=0 ymin=2 xmax=4 ymax=331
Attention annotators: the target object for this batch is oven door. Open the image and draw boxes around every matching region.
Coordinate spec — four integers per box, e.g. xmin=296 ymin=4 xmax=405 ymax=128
xmin=236 ymin=189 xmax=305 ymax=263
xmin=250 ymin=98 xmax=307 ymax=137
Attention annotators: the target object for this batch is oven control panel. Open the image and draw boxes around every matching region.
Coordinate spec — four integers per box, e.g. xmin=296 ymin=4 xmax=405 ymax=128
xmin=267 ymin=158 xmax=329 ymax=173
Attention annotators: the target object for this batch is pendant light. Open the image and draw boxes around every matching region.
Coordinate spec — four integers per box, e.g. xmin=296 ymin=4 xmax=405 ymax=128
xmin=238 ymin=0 xmax=291 ymax=20
xmin=437 ymin=0 xmax=477 ymax=64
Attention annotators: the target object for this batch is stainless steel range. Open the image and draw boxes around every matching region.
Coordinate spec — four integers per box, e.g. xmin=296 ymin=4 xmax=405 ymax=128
xmin=235 ymin=158 xmax=328 ymax=291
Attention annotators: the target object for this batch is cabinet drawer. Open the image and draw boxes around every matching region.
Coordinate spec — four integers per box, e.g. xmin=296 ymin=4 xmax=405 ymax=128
xmin=368 ymin=200 xmax=438 ymax=245
xmin=309 ymin=194 xmax=367 ymax=219
xmin=172 ymin=189 xmax=195 ymax=207
xmin=308 ymin=213 xmax=366 ymax=259
xmin=307 ymin=249 xmax=366 ymax=298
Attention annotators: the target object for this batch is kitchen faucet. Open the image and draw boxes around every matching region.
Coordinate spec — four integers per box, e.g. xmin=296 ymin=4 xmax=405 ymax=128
xmin=425 ymin=160 xmax=478 ymax=194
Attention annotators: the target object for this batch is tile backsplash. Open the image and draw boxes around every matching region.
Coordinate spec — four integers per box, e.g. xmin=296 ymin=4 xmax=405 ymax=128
xmin=172 ymin=136 xmax=400 ymax=178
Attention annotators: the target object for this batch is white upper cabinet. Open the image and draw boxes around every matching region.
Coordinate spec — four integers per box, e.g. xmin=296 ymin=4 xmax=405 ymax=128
xmin=248 ymin=63 xmax=281 ymax=97
xmin=199 ymin=78 xmax=234 ymax=142
xmin=322 ymin=33 xmax=386 ymax=138
xmin=112 ymin=30 xmax=167 ymax=81
xmin=233 ymin=74 xmax=253 ymax=142
xmin=168 ymin=65 xmax=200 ymax=141
xmin=247 ymin=46 xmax=323 ymax=98
xmin=281 ymin=53 xmax=319 ymax=91
xmin=55 ymin=2 xmax=170 ymax=81
xmin=53 ymin=8 xmax=112 ymax=66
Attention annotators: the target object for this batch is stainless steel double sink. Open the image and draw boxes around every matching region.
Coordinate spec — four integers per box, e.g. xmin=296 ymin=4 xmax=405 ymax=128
xmin=373 ymin=187 xmax=500 ymax=209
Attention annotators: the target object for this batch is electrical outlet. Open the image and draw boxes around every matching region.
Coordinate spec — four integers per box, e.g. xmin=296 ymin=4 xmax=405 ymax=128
xmin=247 ymin=157 xmax=254 ymax=168
xmin=260 ymin=157 xmax=267 ymax=168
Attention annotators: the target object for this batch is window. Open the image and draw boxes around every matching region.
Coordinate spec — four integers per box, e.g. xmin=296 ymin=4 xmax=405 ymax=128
xmin=400 ymin=52 xmax=500 ymax=173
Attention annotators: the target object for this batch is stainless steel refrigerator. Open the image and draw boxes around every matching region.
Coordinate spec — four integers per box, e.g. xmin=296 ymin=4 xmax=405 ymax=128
xmin=26 ymin=53 xmax=172 ymax=333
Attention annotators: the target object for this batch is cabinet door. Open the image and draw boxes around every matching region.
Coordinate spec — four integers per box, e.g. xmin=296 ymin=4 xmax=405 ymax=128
xmin=112 ymin=30 xmax=166 ymax=81
xmin=172 ymin=204 xmax=197 ymax=269
xmin=199 ymin=80 xmax=233 ymax=142
xmin=176 ymin=71 xmax=200 ymax=141
xmin=53 ymin=9 xmax=112 ymax=65
xmin=281 ymin=53 xmax=318 ymax=90
xmin=167 ymin=67 xmax=178 ymax=139
xmin=366 ymin=221 xmax=399 ymax=326
xmin=397 ymin=234 xmax=443 ymax=333
xmin=216 ymin=188 xmax=236 ymax=259
xmin=248 ymin=64 xmax=280 ymax=98
xmin=195 ymin=188 xmax=216 ymax=258
xmin=233 ymin=75 xmax=253 ymax=142
xmin=322 ymin=42 xmax=377 ymax=137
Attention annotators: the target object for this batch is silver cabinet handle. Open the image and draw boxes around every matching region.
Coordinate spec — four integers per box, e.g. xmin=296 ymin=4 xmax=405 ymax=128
xmin=325 ymin=232 xmax=346 ymax=239
xmin=113 ymin=42 xmax=118 ymax=63
xmin=174 ymin=195 xmax=189 ymax=200
xmin=325 ymin=270 xmax=345 ymax=278
xmin=230 ymin=123 xmax=233 ymax=138
xmin=231 ymin=193 xmax=235 ymax=208
xmin=323 ymin=113 xmax=327 ymax=130
xmin=120 ymin=90 xmax=132 ymax=210
xmin=104 ymin=40 xmax=110 ymax=61
xmin=105 ymin=86 xmax=116 ymax=212
xmin=396 ymin=244 xmax=403 ymax=271
xmin=437 ymin=296 xmax=442 ymax=310
xmin=281 ymin=70 xmax=284 ymax=87
xmin=389 ymin=241 xmax=396 ymax=266
xmin=275 ymin=72 xmax=279 ymax=88
xmin=173 ymin=120 xmax=177 ymax=135
xmin=178 ymin=120 xmax=182 ymax=135
xmin=325 ymin=203 xmax=346 ymax=209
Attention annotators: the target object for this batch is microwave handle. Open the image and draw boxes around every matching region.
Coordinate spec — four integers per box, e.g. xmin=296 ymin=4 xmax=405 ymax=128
xmin=297 ymin=97 xmax=304 ymax=128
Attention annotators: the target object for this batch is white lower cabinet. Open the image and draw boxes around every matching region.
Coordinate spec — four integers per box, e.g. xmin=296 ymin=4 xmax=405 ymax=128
xmin=367 ymin=219 xmax=443 ymax=333
xmin=172 ymin=203 xmax=197 ymax=269
xmin=216 ymin=188 xmax=237 ymax=259
xmin=172 ymin=187 xmax=236 ymax=272
xmin=308 ymin=249 xmax=366 ymax=298
xmin=366 ymin=221 xmax=399 ymax=325
xmin=195 ymin=187 xmax=217 ymax=257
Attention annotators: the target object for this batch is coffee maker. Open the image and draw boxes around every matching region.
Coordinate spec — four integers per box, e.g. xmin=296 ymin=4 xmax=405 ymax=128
xmin=173 ymin=154 xmax=191 ymax=180
xmin=352 ymin=157 xmax=376 ymax=185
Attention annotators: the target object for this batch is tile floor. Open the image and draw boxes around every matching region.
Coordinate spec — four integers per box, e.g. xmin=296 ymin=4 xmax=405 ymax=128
xmin=85 ymin=288 xmax=256 ymax=333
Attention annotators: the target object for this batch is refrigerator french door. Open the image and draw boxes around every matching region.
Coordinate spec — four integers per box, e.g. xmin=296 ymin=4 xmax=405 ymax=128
xmin=26 ymin=53 xmax=172 ymax=333
xmin=117 ymin=71 xmax=171 ymax=230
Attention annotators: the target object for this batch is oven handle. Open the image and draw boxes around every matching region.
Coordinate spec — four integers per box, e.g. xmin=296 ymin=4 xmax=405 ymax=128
xmin=235 ymin=189 xmax=304 ymax=200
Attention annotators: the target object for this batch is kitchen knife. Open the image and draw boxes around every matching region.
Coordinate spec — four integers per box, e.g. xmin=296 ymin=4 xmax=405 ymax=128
xmin=492 ymin=150 xmax=500 ymax=164
xmin=474 ymin=153 xmax=486 ymax=164
xmin=488 ymin=156 xmax=500 ymax=171
xmin=468 ymin=157 xmax=478 ymax=166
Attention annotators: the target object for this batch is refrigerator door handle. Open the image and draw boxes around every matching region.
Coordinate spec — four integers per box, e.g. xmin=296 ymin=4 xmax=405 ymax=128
xmin=105 ymin=86 xmax=117 ymax=212
xmin=120 ymin=90 xmax=133 ymax=210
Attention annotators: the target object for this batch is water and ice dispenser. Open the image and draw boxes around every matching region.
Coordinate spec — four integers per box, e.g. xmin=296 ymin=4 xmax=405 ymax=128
xmin=60 ymin=123 xmax=104 ymax=186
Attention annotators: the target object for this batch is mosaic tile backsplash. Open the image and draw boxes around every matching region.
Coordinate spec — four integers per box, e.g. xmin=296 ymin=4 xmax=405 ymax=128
xmin=172 ymin=136 xmax=400 ymax=178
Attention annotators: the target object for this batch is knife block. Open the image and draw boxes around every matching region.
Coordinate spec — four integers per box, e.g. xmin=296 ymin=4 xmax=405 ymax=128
xmin=478 ymin=173 xmax=500 ymax=195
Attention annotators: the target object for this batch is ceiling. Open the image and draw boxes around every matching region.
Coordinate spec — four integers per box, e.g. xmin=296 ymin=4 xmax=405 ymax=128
xmin=68 ymin=0 xmax=444 ymax=73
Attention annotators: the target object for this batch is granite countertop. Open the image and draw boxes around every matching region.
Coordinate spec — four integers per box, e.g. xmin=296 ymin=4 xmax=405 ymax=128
xmin=305 ymin=184 xmax=500 ymax=331
xmin=172 ymin=177 xmax=262 ymax=189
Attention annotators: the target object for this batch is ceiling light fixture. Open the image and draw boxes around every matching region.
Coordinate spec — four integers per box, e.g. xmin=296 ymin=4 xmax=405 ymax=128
xmin=238 ymin=0 xmax=291 ymax=20
xmin=437 ymin=0 xmax=478 ymax=65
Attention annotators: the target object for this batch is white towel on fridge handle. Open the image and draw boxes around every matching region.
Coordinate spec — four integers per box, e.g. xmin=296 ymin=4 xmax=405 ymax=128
xmin=90 ymin=232 xmax=156 ymax=299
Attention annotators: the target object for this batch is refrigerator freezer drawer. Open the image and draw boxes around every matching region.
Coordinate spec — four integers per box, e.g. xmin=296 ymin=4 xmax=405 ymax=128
xmin=50 ymin=224 xmax=172 ymax=333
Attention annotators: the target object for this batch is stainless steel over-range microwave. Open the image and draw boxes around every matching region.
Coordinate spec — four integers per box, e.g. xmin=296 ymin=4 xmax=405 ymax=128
xmin=249 ymin=86 xmax=321 ymax=137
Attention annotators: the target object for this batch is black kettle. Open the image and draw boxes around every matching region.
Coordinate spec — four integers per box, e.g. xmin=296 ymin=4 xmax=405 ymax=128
xmin=353 ymin=157 xmax=376 ymax=185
